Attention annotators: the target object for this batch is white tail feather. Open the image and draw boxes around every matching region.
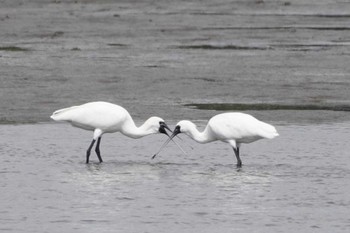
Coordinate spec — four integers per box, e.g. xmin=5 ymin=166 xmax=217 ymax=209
xmin=260 ymin=123 xmax=279 ymax=139
xmin=50 ymin=106 xmax=78 ymax=121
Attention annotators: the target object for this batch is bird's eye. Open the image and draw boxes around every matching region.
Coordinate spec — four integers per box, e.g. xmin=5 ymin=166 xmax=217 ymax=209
xmin=159 ymin=121 xmax=164 ymax=125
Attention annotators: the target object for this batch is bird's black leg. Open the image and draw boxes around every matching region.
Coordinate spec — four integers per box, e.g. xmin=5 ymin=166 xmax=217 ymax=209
xmin=95 ymin=137 xmax=103 ymax=163
xmin=86 ymin=139 xmax=96 ymax=164
xmin=233 ymin=147 xmax=242 ymax=168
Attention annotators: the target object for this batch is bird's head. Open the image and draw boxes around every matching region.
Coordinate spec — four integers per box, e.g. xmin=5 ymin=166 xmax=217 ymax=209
xmin=144 ymin=117 xmax=171 ymax=135
xmin=172 ymin=120 xmax=197 ymax=137
xmin=151 ymin=120 xmax=189 ymax=160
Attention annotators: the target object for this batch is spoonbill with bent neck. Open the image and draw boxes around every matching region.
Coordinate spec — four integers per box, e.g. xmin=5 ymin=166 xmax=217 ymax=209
xmin=51 ymin=101 xmax=171 ymax=163
xmin=153 ymin=112 xmax=279 ymax=167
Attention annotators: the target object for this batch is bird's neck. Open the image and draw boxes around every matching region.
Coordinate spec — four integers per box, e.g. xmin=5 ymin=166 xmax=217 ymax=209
xmin=188 ymin=126 xmax=214 ymax=144
xmin=121 ymin=116 xmax=153 ymax=139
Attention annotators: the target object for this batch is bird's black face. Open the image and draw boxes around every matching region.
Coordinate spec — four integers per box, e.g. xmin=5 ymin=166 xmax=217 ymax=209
xmin=152 ymin=124 xmax=186 ymax=160
xmin=171 ymin=125 xmax=181 ymax=137
xmin=159 ymin=121 xmax=171 ymax=136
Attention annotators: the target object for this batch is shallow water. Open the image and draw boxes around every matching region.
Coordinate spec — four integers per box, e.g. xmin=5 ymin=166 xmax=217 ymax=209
xmin=1 ymin=122 xmax=350 ymax=232
xmin=1 ymin=0 xmax=350 ymax=232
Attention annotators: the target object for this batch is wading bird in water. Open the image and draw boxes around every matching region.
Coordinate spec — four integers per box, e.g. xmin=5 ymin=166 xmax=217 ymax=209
xmin=51 ymin=101 xmax=171 ymax=163
xmin=153 ymin=112 xmax=279 ymax=167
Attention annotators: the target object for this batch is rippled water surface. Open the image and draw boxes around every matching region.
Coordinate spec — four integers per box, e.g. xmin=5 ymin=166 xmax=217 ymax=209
xmin=1 ymin=122 xmax=350 ymax=232
xmin=1 ymin=0 xmax=350 ymax=232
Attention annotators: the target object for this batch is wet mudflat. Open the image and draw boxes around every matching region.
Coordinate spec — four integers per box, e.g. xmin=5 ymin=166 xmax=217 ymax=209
xmin=1 ymin=0 xmax=350 ymax=123
xmin=1 ymin=0 xmax=350 ymax=232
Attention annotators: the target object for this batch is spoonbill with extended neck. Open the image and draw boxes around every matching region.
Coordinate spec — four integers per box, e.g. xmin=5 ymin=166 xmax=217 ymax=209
xmin=153 ymin=112 xmax=279 ymax=167
xmin=51 ymin=101 xmax=171 ymax=163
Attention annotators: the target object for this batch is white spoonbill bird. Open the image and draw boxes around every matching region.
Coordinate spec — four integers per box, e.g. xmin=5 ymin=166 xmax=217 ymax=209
xmin=153 ymin=112 xmax=279 ymax=167
xmin=50 ymin=101 xmax=171 ymax=163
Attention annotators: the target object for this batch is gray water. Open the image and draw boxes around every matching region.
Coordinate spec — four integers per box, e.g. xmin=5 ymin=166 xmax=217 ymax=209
xmin=1 ymin=0 xmax=350 ymax=232
xmin=1 ymin=122 xmax=350 ymax=232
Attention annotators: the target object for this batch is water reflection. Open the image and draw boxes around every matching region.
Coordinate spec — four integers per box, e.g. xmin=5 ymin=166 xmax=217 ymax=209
xmin=1 ymin=120 xmax=350 ymax=232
